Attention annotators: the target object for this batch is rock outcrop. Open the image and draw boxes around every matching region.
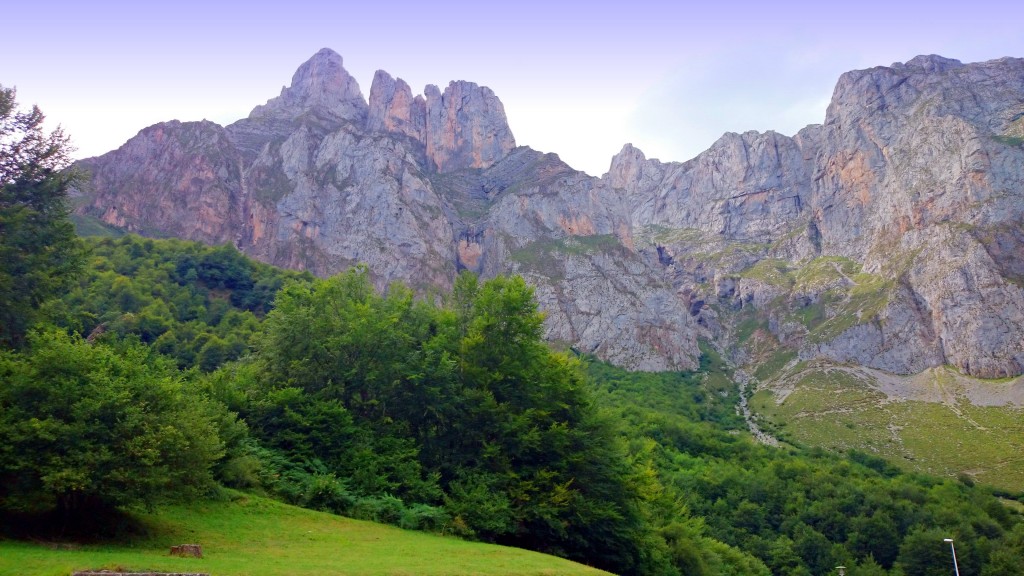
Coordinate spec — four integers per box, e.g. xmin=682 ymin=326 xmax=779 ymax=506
xmin=367 ymin=71 xmax=426 ymax=141
xmin=367 ymin=70 xmax=516 ymax=172
xmin=423 ymin=81 xmax=515 ymax=172
xmin=75 ymin=50 xmax=1024 ymax=377
xmin=610 ymin=129 xmax=818 ymax=243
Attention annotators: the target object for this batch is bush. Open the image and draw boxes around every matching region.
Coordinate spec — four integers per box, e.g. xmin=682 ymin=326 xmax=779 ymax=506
xmin=399 ymin=503 xmax=450 ymax=532
xmin=302 ymin=474 xmax=355 ymax=514
xmin=218 ymin=455 xmax=263 ymax=489
xmin=352 ymin=494 xmax=405 ymax=525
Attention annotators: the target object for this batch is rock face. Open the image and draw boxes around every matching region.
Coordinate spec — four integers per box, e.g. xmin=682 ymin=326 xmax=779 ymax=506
xmin=367 ymin=71 xmax=426 ymax=141
xmin=76 ymin=50 xmax=1024 ymax=377
xmin=77 ymin=120 xmax=245 ymax=245
xmin=250 ymin=48 xmax=367 ymax=124
xmin=423 ymin=81 xmax=516 ymax=172
xmin=610 ymin=128 xmax=819 ymax=243
xmin=603 ymin=55 xmax=1024 ymax=378
xmin=367 ymin=70 xmax=516 ymax=172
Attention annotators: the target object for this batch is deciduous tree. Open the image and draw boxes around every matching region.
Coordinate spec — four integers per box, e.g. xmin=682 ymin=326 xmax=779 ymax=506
xmin=0 ymin=330 xmax=226 ymax=516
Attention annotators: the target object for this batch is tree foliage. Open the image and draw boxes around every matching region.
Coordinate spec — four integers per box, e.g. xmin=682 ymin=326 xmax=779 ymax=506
xmin=46 ymin=235 xmax=308 ymax=371
xmin=0 ymin=86 xmax=72 ymax=185
xmin=0 ymin=330 xmax=228 ymax=515
xmin=0 ymin=86 xmax=84 ymax=347
xmin=234 ymin=269 xmax=666 ymax=575
xmin=585 ymin=357 xmax=1024 ymax=576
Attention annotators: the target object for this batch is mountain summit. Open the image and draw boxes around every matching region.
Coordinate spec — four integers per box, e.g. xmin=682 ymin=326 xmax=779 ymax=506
xmin=367 ymin=70 xmax=516 ymax=172
xmin=250 ymin=48 xmax=368 ymax=123
xmin=75 ymin=51 xmax=1024 ymax=377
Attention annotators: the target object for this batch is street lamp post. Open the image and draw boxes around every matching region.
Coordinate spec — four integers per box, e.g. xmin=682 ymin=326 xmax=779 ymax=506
xmin=835 ymin=566 xmax=846 ymax=576
xmin=943 ymin=538 xmax=961 ymax=576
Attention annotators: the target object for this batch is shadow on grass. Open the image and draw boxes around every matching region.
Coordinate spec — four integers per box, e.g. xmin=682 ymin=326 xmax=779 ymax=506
xmin=0 ymin=504 xmax=155 ymax=544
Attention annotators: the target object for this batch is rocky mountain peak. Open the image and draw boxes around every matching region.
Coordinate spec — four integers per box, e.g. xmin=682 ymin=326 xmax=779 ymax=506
xmin=75 ymin=52 xmax=1024 ymax=378
xmin=900 ymin=54 xmax=964 ymax=73
xmin=367 ymin=70 xmax=426 ymax=141
xmin=424 ymin=80 xmax=516 ymax=173
xmin=367 ymin=73 xmax=516 ymax=173
xmin=826 ymin=55 xmax=1024 ymax=129
xmin=607 ymin=143 xmax=658 ymax=190
xmin=248 ymin=48 xmax=368 ymax=124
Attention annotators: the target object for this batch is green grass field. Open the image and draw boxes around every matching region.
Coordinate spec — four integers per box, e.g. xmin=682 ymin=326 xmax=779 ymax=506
xmin=0 ymin=492 xmax=611 ymax=576
xmin=751 ymin=364 xmax=1024 ymax=492
xmin=69 ymin=213 xmax=126 ymax=238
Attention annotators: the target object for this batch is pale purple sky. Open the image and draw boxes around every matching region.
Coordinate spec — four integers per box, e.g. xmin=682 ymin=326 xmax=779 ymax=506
xmin=4 ymin=0 xmax=1023 ymax=176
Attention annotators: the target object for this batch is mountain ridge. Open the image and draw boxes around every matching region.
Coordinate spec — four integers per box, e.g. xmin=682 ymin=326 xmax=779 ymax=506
xmin=74 ymin=49 xmax=1024 ymax=378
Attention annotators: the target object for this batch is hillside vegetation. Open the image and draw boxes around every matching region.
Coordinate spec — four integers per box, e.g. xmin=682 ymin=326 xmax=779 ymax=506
xmin=1 ymin=235 xmax=1023 ymax=576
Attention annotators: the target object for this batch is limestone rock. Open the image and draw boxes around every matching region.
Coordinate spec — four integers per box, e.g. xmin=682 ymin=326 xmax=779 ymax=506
xmin=526 ymin=253 xmax=699 ymax=372
xmin=249 ymin=48 xmax=367 ymax=125
xmin=77 ymin=120 xmax=245 ymax=245
xmin=424 ymin=81 xmax=516 ymax=173
xmin=610 ymin=55 xmax=1024 ymax=377
xmin=610 ymin=130 xmax=816 ymax=243
xmin=367 ymin=72 xmax=516 ymax=173
xmin=480 ymin=149 xmax=698 ymax=370
xmin=803 ymin=55 xmax=1024 ymax=376
xmin=74 ymin=50 xmax=1024 ymax=376
xmin=367 ymin=70 xmax=426 ymax=142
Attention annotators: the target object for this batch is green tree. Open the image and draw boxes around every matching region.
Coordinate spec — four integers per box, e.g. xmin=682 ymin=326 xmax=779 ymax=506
xmin=0 ymin=330 xmax=226 ymax=516
xmin=852 ymin=556 xmax=889 ymax=576
xmin=849 ymin=512 xmax=900 ymax=568
xmin=244 ymin=270 xmax=668 ymax=575
xmin=897 ymin=528 xmax=957 ymax=576
xmin=252 ymin=268 xmax=440 ymax=502
xmin=983 ymin=530 xmax=1024 ymax=576
xmin=0 ymin=86 xmax=84 ymax=347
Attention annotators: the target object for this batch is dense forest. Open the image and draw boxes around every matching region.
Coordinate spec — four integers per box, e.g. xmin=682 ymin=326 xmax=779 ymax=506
xmin=0 ymin=235 xmax=1021 ymax=575
xmin=2 ymin=88 xmax=1024 ymax=576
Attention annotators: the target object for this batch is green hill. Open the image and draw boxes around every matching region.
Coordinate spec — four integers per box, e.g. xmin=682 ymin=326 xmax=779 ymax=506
xmin=0 ymin=491 xmax=611 ymax=576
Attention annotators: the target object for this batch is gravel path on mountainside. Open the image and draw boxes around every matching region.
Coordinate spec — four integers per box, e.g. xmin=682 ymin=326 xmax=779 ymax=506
xmin=733 ymin=369 xmax=780 ymax=446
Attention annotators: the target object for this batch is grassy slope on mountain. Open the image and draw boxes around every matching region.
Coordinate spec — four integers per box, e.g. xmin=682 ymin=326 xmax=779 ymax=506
xmin=750 ymin=361 xmax=1024 ymax=492
xmin=0 ymin=491 xmax=610 ymax=576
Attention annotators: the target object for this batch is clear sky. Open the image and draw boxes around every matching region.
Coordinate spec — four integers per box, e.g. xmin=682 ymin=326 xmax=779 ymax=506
xmin=4 ymin=0 xmax=1023 ymax=176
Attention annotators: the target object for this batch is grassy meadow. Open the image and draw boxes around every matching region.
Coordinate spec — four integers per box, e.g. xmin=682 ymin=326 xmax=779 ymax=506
xmin=0 ymin=491 xmax=611 ymax=576
xmin=750 ymin=362 xmax=1024 ymax=491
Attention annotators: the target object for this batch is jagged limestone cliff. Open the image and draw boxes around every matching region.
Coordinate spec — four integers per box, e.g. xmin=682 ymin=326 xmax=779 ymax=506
xmin=76 ymin=50 xmax=1024 ymax=377
xmin=611 ymin=55 xmax=1024 ymax=378
xmin=77 ymin=49 xmax=698 ymax=371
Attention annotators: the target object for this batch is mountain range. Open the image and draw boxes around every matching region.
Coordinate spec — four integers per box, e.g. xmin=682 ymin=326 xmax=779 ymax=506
xmin=74 ymin=48 xmax=1024 ymax=379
